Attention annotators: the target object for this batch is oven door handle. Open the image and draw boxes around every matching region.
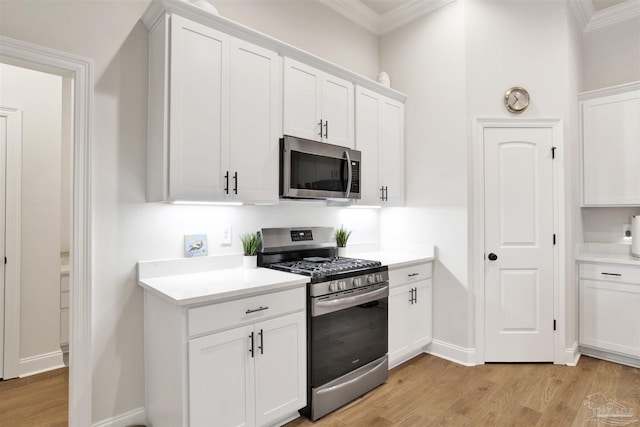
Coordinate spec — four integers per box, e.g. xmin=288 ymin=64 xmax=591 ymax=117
xmin=312 ymin=286 xmax=388 ymax=317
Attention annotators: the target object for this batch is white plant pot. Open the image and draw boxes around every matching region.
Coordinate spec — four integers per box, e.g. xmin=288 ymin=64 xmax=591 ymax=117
xmin=337 ymin=247 xmax=347 ymax=257
xmin=243 ymin=255 xmax=257 ymax=269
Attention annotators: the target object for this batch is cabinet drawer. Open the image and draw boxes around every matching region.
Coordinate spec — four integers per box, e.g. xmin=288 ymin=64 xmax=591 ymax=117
xmin=579 ymin=263 xmax=640 ymax=284
xmin=188 ymin=287 xmax=305 ymax=337
xmin=389 ymin=262 xmax=432 ymax=287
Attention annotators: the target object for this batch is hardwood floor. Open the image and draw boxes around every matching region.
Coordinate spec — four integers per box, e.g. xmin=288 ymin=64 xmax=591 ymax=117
xmin=0 ymin=368 xmax=68 ymax=427
xmin=286 ymin=355 xmax=640 ymax=427
xmin=0 ymin=356 xmax=637 ymax=427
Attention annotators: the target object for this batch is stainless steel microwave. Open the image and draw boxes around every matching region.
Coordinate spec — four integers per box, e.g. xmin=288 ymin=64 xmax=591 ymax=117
xmin=280 ymin=135 xmax=361 ymax=200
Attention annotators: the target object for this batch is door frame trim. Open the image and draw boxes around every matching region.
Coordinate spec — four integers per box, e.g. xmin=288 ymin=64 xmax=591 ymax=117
xmin=0 ymin=107 xmax=22 ymax=379
xmin=0 ymin=35 xmax=93 ymax=426
xmin=471 ymin=118 xmax=566 ymax=365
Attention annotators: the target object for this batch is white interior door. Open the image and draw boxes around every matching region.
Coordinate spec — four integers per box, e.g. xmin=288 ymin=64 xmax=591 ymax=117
xmin=484 ymin=126 xmax=555 ymax=362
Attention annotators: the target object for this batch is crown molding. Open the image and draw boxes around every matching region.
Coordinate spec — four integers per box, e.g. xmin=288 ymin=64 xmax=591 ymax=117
xmin=585 ymin=0 xmax=640 ymax=31
xmin=319 ymin=0 xmax=456 ymax=35
xmin=570 ymin=0 xmax=639 ymax=32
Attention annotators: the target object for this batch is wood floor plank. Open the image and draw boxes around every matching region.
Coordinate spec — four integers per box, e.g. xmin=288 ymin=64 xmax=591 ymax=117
xmin=285 ymin=354 xmax=640 ymax=427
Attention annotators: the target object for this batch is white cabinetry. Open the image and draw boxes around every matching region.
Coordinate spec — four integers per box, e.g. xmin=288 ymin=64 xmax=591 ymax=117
xmin=388 ymin=261 xmax=432 ymax=368
xmin=578 ymin=262 xmax=640 ymax=367
xmin=144 ymin=286 xmax=306 ymax=427
xmin=147 ymin=14 xmax=280 ymax=203
xmin=284 ymin=57 xmax=354 ymax=148
xmin=580 ymin=82 xmax=640 ymax=206
xmin=355 ymin=86 xmax=405 ymax=206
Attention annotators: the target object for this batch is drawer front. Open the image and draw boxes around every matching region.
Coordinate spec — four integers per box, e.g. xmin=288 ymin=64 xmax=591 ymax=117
xmin=188 ymin=287 xmax=305 ymax=337
xmin=579 ymin=263 xmax=640 ymax=284
xmin=389 ymin=262 xmax=432 ymax=287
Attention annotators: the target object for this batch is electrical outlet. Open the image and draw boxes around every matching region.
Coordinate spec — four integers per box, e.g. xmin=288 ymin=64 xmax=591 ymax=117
xmin=222 ymin=226 xmax=232 ymax=246
xmin=623 ymin=223 xmax=632 ymax=238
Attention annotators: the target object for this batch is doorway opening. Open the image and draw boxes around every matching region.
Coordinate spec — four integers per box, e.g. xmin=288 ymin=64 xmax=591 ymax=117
xmin=0 ymin=35 xmax=93 ymax=426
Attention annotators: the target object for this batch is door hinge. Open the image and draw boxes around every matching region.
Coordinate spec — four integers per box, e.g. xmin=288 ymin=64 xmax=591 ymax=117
xmin=553 ymin=234 xmax=556 ymax=245
xmin=553 ymin=319 xmax=556 ymax=331
xmin=551 ymin=146 xmax=556 ymax=159
xmin=4 ymin=256 xmax=6 ymax=264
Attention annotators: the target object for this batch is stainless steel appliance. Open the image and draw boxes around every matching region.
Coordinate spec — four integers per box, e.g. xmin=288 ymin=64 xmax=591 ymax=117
xmin=280 ymin=135 xmax=361 ymax=201
xmin=258 ymin=227 xmax=388 ymax=421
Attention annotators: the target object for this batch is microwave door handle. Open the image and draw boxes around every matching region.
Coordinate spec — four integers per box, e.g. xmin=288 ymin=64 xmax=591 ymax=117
xmin=344 ymin=150 xmax=352 ymax=198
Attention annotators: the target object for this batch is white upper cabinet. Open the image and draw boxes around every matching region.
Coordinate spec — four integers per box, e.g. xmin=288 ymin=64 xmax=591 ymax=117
xmin=581 ymin=83 xmax=640 ymax=206
xmin=229 ymin=38 xmax=281 ymax=203
xmin=147 ymin=14 xmax=280 ymax=203
xmin=355 ymin=86 xmax=405 ymax=206
xmin=168 ymin=15 xmax=229 ymax=202
xmin=284 ymin=57 xmax=354 ymax=148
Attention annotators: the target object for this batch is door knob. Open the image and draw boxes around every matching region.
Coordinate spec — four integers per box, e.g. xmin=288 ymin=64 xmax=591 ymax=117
xmin=488 ymin=253 xmax=498 ymax=261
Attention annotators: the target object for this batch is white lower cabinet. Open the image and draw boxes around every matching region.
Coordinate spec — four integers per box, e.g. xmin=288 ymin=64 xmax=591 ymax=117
xmin=144 ymin=287 xmax=306 ymax=427
xmin=578 ymin=262 xmax=640 ymax=366
xmin=388 ymin=262 xmax=433 ymax=368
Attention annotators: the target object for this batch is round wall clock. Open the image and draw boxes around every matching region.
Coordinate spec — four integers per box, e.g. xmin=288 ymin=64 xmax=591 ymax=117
xmin=504 ymin=87 xmax=530 ymax=113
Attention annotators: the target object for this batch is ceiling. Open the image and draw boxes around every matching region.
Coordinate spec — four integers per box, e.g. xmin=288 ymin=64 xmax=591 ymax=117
xmin=319 ymin=0 xmax=640 ymax=34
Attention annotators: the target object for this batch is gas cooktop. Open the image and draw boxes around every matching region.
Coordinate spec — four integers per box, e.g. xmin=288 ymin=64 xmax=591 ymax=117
xmin=268 ymin=256 xmax=382 ymax=279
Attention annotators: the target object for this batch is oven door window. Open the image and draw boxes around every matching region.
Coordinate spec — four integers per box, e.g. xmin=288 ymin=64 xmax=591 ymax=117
xmin=290 ymin=151 xmax=347 ymax=192
xmin=310 ymin=298 xmax=388 ymax=387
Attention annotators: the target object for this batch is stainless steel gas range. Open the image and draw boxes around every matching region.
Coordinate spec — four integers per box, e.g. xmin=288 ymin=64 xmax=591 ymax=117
xmin=258 ymin=227 xmax=389 ymax=421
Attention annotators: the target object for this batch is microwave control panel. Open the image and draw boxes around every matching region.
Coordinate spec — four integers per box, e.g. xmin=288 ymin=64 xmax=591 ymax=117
xmin=350 ymin=161 xmax=360 ymax=193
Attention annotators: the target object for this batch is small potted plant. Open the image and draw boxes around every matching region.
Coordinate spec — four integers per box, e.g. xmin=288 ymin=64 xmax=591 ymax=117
xmin=335 ymin=225 xmax=352 ymax=257
xmin=240 ymin=232 xmax=261 ymax=269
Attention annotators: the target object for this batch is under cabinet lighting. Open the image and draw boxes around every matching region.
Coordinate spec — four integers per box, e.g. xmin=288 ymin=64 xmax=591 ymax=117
xmin=171 ymin=201 xmax=243 ymax=206
xmin=348 ymin=204 xmax=382 ymax=209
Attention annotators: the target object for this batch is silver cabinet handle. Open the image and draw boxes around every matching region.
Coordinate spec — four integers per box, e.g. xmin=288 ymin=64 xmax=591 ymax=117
xmin=245 ymin=306 xmax=269 ymax=314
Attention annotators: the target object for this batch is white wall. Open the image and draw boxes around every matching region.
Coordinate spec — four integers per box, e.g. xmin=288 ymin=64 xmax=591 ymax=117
xmin=0 ymin=63 xmax=63 ymax=372
xmin=380 ymin=0 xmax=583 ymax=351
xmin=213 ymin=0 xmax=380 ymax=80
xmin=582 ymin=16 xmax=640 ymax=91
xmin=379 ymin=1 xmax=469 ymax=348
xmin=1 ymin=1 xmax=381 ymax=423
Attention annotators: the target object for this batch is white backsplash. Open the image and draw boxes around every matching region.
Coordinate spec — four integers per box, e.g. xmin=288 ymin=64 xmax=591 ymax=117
xmin=581 ymin=207 xmax=640 ymax=244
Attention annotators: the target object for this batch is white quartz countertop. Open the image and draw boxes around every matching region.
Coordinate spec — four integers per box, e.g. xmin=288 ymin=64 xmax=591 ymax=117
xmin=349 ymin=250 xmax=435 ymax=269
xmin=138 ymin=266 xmax=310 ymax=306
xmin=576 ymin=243 xmax=640 ymax=266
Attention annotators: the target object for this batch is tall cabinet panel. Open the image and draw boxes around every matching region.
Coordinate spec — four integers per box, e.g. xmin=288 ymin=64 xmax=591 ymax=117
xmin=229 ymin=38 xmax=281 ymax=202
xmin=169 ymin=15 xmax=229 ymax=201
xmin=581 ymin=83 xmax=640 ymax=206
xmin=355 ymin=86 xmax=405 ymax=206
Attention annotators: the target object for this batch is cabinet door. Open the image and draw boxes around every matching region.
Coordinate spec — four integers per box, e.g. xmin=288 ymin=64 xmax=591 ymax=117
xmin=408 ymin=279 xmax=432 ymax=349
xmin=283 ymin=58 xmax=322 ymax=142
xmin=322 ymin=73 xmax=354 ymax=148
xmin=388 ymin=284 xmax=411 ymax=366
xmin=229 ymin=38 xmax=280 ymax=203
xmin=169 ymin=15 xmax=229 ymax=201
xmin=582 ymin=90 xmax=640 ymax=205
xmin=189 ymin=325 xmax=255 ymax=427
xmin=254 ymin=311 xmax=306 ymax=427
xmin=355 ymin=86 xmax=381 ymax=205
xmin=378 ymin=98 xmax=405 ymax=206
xmin=579 ymin=279 xmax=640 ymax=357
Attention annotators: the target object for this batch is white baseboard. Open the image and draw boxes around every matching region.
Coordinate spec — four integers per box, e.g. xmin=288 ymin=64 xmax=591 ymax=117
xmin=19 ymin=349 xmax=65 ymax=377
xmin=565 ymin=341 xmax=581 ymax=366
xmin=428 ymin=339 xmax=476 ymax=366
xmin=93 ymin=407 xmax=146 ymax=427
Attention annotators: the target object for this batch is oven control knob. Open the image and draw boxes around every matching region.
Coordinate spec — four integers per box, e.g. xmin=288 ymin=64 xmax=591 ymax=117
xmin=338 ymin=280 xmax=346 ymax=290
xmin=353 ymin=277 xmax=361 ymax=287
xmin=375 ymin=273 xmax=383 ymax=282
xmin=329 ymin=282 xmax=338 ymax=292
xmin=366 ymin=275 xmax=375 ymax=284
